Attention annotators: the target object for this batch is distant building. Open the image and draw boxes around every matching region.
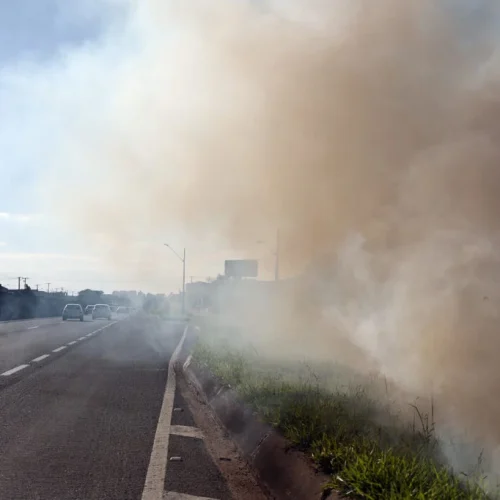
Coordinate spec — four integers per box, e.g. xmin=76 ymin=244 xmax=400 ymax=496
xmin=186 ymin=281 xmax=213 ymax=310
xmin=185 ymin=276 xmax=290 ymax=314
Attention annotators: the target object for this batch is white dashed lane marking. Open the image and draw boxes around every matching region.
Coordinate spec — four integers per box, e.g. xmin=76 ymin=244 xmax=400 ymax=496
xmin=163 ymin=493 xmax=219 ymax=500
xmin=0 ymin=320 xmax=120 ymax=377
xmin=170 ymin=425 xmax=203 ymax=440
xmin=1 ymin=364 xmax=29 ymax=376
xmin=31 ymin=354 xmax=50 ymax=362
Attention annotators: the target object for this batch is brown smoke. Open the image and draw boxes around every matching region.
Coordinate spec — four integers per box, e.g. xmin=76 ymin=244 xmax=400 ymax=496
xmin=50 ymin=0 xmax=500 ymax=467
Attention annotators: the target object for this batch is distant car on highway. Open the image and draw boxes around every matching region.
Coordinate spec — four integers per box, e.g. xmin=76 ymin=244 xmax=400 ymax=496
xmin=92 ymin=304 xmax=112 ymax=320
xmin=116 ymin=306 xmax=129 ymax=316
xmin=62 ymin=304 xmax=84 ymax=322
xmin=84 ymin=305 xmax=95 ymax=315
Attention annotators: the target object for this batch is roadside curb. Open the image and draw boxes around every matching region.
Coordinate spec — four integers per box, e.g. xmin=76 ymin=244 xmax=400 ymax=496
xmin=175 ymin=328 xmax=334 ymax=500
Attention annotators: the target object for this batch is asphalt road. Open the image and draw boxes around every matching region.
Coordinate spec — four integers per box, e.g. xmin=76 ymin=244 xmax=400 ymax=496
xmin=0 ymin=316 xmax=113 ymax=375
xmin=0 ymin=315 xmax=252 ymax=500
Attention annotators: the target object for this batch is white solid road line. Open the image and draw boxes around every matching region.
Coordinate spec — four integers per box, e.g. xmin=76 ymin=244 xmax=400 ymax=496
xmin=141 ymin=325 xmax=189 ymax=500
xmin=31 ymin=354 xmax=50 ymax=362
xmin=182 ymin=355 xmax=192 ymax=371
xmin=78 ymin=337 xmax=86 ymax=341
xmin=68 ymin=341 xmax=77 ymax=345
xmin=52 ymin=346 xmax=67 ymax=353
xmin=163 ymin=493 xmax=219 ymax=500
xmin=27 ymin=325 xmax=39 ymax=330
xmin=170 ymin=425 xmax=203 ymax=440
xmin=1 ymin=364 xmax=29 ymax=376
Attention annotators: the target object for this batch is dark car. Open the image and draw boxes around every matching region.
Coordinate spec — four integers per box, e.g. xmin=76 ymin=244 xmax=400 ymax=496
xmin=92 ymin=304 xmax=112 ymax=320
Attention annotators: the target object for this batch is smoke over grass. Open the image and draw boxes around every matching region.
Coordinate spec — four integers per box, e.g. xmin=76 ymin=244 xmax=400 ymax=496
xmin=31 ymin=0 xmax=500 ymax=476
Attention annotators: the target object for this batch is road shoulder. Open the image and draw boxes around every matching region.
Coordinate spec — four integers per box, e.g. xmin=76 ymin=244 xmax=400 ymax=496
xmin=174 ymin=373 xmax=268 ymax=500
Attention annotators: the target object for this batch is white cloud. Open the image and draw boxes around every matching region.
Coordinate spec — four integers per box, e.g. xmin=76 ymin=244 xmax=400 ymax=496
xmin=0 ymin=252 xmax=96 ymax=262
xmin=0 ymin=212 xmax=43 ymax=223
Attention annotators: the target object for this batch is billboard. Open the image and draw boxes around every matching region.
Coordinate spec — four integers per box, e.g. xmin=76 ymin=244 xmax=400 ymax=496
xmin=224 ymin=259 xmax=258 ymax=278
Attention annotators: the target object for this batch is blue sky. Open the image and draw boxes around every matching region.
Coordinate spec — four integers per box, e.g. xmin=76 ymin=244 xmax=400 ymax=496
xmin=0 ymin=0 xmax=109 ymax=64
xmin=0 ymin=0 xmax=243 ymax=293
xmin=0 ymin=0 xmax=126 ymax=210
xmin=0 ymin=0 xmax=138 ymax=292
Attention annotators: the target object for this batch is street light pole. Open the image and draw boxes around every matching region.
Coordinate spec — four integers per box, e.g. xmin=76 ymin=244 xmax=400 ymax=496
xmin=182 ymin=247 xmax=186 ymax=315
xmin=164 ymin=244 xmax=186 ymax=315
xmin=257 ymin=229 xmax=280 ymax=281
xmin=274 ymin=229 xmax=280 ymax=281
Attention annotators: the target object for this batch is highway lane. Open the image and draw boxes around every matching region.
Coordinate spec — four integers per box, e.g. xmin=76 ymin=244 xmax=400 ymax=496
xmin=0 ymin=317 xmax=61 ymax=334
xmin=0 ymin=316 xmax=181 ymax=500
xmin=0 ymin=316 xmax=247 ymax=500
xmin=0 ymin=315 xmax=115 ymax=375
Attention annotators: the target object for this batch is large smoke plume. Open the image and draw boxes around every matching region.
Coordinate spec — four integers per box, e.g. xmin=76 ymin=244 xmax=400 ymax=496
xmin=43 ymin=0 xmax=500 ymax=474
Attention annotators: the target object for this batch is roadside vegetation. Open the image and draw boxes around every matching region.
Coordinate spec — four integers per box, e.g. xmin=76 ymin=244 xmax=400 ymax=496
xmin=192 ymin=318 xmax=494 ymax=500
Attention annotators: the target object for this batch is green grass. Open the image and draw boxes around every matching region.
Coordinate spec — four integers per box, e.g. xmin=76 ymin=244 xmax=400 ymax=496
xmin=192 ymin=330 xmax=493 ymax=500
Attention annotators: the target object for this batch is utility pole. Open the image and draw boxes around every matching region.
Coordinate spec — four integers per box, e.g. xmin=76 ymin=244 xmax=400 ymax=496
xmin=182 ymin=248 xmax=186 ymax=314
xmin=35 ymin=284 xmax=40 ymax=291
xmin=274 ymin=229 xmax=280 ymax=281
xmin=257 ymin=228 xmax=280 ymax=281
xmin=17 ymin=277 xmax=29 ymax=290
xmin=46 ymin=283 xmax=51 ymax=293
xmin=164 ymin=244 xmax=186 ymax=316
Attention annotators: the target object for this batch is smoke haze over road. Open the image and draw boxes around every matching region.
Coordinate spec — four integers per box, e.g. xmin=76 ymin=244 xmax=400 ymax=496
xmin=11 ymin=0 xmax=500 ymax=477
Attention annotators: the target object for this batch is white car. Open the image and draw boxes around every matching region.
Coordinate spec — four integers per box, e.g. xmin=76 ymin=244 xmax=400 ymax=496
xmin=62 ymin=304 xmax=84 ymax=322
xmin=84 ymin=305 xmax=95 ymax=315
xmin=116 ymin=306 xmax=129 ymax=316
xmin=92 ymin=304 xmax=112 ymax=320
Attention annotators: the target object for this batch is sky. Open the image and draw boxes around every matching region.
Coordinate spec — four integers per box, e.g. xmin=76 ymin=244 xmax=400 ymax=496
xmin=0 ymin=0 xmax=498 ymax=294
xmin=6 ymin=0 xmax=500 ymax=476
xmin=0 ymin=0 xmax=134 ymax=293
xmin=0 ymin=0 xmax=256 ymax=294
